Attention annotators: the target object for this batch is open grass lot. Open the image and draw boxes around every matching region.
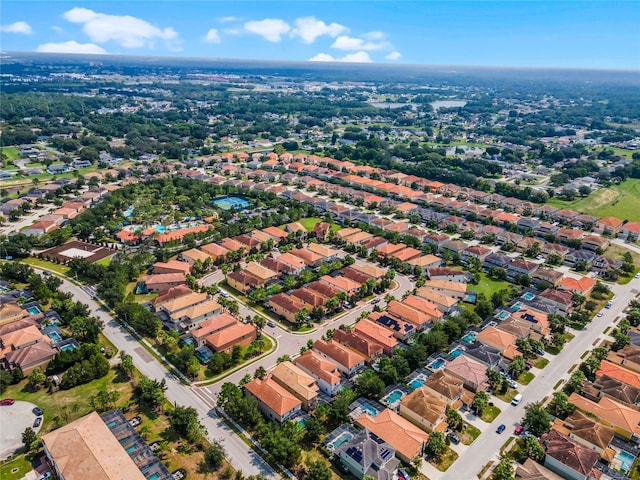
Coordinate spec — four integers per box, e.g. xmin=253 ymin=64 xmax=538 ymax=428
xmin=298 ymin=217 xmax=341 ymax=232
xmin=1 ymin=147 xmax=20 ymax=161
xmin=1 ymin=367 xmax=133 ymax=435
xmin=95 ymin=255 xmax=113 ymax=267
xmin=459 ymin=422 xmax=481 ymax=445
xmin=0 ymin=454 xmax=32 ymax=480
xmin=21 ymin=257 xmax=70 ymax=276
xmin=468 ymin=272 xmax=508 ymax=299
xmin=430 ymin=447 xmax=458 ymax=471
xmin=480 ymin=405 xmax=501 ymax=423
xmin=547 ymin=179 xmax=640 ymax=222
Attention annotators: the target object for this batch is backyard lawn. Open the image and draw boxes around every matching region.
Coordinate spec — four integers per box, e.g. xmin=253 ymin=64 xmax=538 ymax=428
xmin=468 ymin=272 xmax=508 ymax=299
xmin=0 ymin=454 xmax=32 ymax=480
xmin=547 ymin=179 xmax=640 ymax=222
xmin=1 ymin=146 xmax=20 ymax=161
xmin=21 ymin=257 xmax=70 ymax=276
xmin=298 ymin=217 xmax=341 ymax=232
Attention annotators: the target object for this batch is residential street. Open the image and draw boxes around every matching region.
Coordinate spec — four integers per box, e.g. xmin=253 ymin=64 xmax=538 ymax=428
xmin=436 ymin=276 xmax=640 ymax=480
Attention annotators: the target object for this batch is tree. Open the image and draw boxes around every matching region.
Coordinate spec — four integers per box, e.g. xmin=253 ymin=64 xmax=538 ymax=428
xmin=169 ymin=405 xmax=206 ymax=442
xmin=355 ymin=371 xmax=385 ymax=399
xmin=22 ymin=427 xmax=37 ymax=451
xmin=90 ymin=389 xmax=121 ymax=412
xmin=486 ymin=369 xmax=502 ymax=390
xmin=254 ymin=366 xmax=267 ymax=380
xmin=304 ymin=460 xmax=332 ymax=480
xmin=509 ymin=356 xmax=526 ymax=379
xmin=566 ymin=370 xmax=586 ymax=393
xmin=472 ymin=391 xmax=489 ymax=416
xmin=492 ymin=455 xmax=514 ymax=480
xmin=446 ymin=406 xmax=463 ymax=432
xmin=119 ymin=352 xmax=134 ymax=380
xmin=426 ymin=431 xmax=446 ymax=458
xmin=547 ymin=392 xmax=576 ymax=419
xmin=522 ymin=402 xmax=552 ymax=437
xmin=304 ymin=416 xmax=325 ymax=443
xmin=203 ymin=441 xmax=226 ymax=471
xmin=135 ymin=377 xmax=167 ymax=409
xmin=27 ymin=367 xmax=47 ymax=390
xmin=518 ymin=434 xmax=545 ymax=462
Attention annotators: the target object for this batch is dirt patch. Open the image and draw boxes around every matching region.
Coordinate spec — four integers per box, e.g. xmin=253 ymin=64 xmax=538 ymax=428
xmin=589 ymin=188 xmax=620 ymax=210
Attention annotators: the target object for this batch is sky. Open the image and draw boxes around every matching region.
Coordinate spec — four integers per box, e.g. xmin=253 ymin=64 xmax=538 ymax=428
xmin=1 ymin=1 xmax=638 ymax=70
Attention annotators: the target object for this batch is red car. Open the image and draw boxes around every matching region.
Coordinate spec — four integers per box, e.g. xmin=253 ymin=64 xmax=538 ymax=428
xmin=514 ymin=426 xmax=524 ymax=435
xmin=0 ymin=398 xmax=15 ymax=406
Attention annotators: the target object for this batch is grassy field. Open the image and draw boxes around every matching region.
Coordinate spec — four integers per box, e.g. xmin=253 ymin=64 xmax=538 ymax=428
xmin=298 ymin=217 xmax=341 ymax=232
xmin=0 ymin=454 xmax=32 ymax=480
xmin=547 ymin=179 xmax=640 ymax=222
xmin=468 ymin=272 xmax=508 ymax=299
xmin=1 ymin=147 xmax=20 ymax=161
xmin=480 ymin=405 xmax=501 ymax=423
xmin=95 ymin=255 xmax=113 ymax=267
xmin=533 ymin=358 xmax=549 ymax=369
xmin=459 ymin=422 xmax=481 ymax=445
xmin=21 ymin=258 xmax=70 ymax=276
xmin=430 ymin=447 xmax=459 ymax=471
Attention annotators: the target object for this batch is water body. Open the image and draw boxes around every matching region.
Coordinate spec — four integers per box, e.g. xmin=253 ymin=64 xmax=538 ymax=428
xmin=370 ymin=102 xmax=417 ymax=110
xmin=431 ymin=100 xmax=468 ymax=110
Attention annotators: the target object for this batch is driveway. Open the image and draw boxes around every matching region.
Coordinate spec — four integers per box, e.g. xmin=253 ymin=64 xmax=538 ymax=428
xmin=0 ymin=401 xmax=40 ymax=459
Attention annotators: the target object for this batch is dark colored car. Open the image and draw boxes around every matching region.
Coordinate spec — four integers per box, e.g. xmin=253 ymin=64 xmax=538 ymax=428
xmin=447 ymin=432 xmax=461 ymax=444
xmin=496 ymin=424 xmax=506 ymax=434
xmin=514 ymin=426 xmax=524 ymax=435
xmin=33 ymin=407 xmax=43 ymax=416
xmin=33 ymin=417 xmax=42 ymax=428
xmin=0 ymin=398 xmax=15 ymax=406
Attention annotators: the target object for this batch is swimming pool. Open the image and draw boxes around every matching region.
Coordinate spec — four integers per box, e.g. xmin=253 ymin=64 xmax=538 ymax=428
xmin=383 ymin=390 xmax=404 ymax=404
xmin=27 ymin=306 xmax=41 ymax=315
xmin=329 ymin=432 xmax=353 ymax=450
xmin=462 ymin=332 xmax=477 ymax=343
xmin=512 ymin=302 xmax=523 ymax=311
xmin=360 ymin=404 xmax=379 ymax=416
xmin=126 ymin=445 xmax=137 ymax=454
xmin=408 ymin=379 xmax=424 ymax=389
xmin=213 ymin=196 xmax=250 ymax=211
xmin=60 ymin=344 xmax=76 ymax=352
xmin=449 ymin=347 xmax=464 ymax=358
xmin=522 ymin=292 xmax=535 ymax=301
xmin=47 ymin=331 xmax=62 ymax=342
xmin=146 ymin=473 xmax=161 ymax=480
xmin=430 ymin=358 xmax=446 ymax=370
xmin=123 ymin=206 xmax=134 ymax=218
xmin=106 ymin=420 xmax=118 ymax=428
xmin=616 ymin=450 xmax=635 ymax=473
xmin=497 ymin=311 xmax=509 ymax=320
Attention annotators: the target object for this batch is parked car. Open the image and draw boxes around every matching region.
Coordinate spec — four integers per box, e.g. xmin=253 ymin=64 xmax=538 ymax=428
xmin=597 ymin=311 xmax=604 ymax=317
xmin=514 ymin=426 xmax=524 ymax=435
xmin=267 ymin=321 xmax=276 ymax=328
xmin=0 ymin=398 xmax=15 ymax=406
xmin=447 ymin=432 xmax=461 ymax=444
xmin=398 ymin=468 xmax=411 ymax=480
xmin=32 ymin=407 xmax=43 ymax=416
xmin=525 ymin=361 xmax=533 ymax=370
xmin=33 ymin=417 xmax=42 ymax=428
xmin=496 ymin=424 xmax=506 ymax=434
xmin=508 ymin=380 xmax=518 ymax=389
xmin=35 ymin=473 xmax=51 ymax=480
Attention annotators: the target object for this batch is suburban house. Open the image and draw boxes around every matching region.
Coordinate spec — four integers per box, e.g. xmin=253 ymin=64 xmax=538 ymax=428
xmin=289 ymin=248 xmax=324 ymax=267
xmin=332 ymin=329 xmax=384 ymax=362
xmin=475 ymin=327 xmax=517 ymax=355
xmin=556 ymin=410 xmax=615 ymax=456
xmin=352 ymin=318 xmax=399 ymax=355
xmin=154 ymin=290 xmax=221 ymax=331
xmin=312 ymin=339 xmax=366 ymax=378
xmin=185 ymin=312 xmax=237 ymax=347
xmin=621 ymin=222 xmax=640 ymax=241
xmin=445 ymin=354 xmax=489 ymax=392
xmin=269 ymin=293 xmax=306 ymax=323
xmin=595 ymin=217 xmax=625 ymax=235
xmin=320 ymin=275 xmax=361 ymax=295
xmin=276 ymin=252 xmax=307 ymax=274
xmin=558 ymin=276 xmax=597 ymax=296
xmin=420 ymin=279 xmax=467 ymax=301
xmin=290 ymin=287 xmax=328 ymax=310
xmin=515 ymin=458 xmax=564 ymax=480
xmin=367 ymin=311 xmax=416 ymax=342
xmin=615 ymin=344 xmax=640 ymax=373
xmin=294 ymin=350 xmax=342 ymax=397
xmin=205 ymin=321 xmax=256 ymax=353
xmin=401 ymin=295 xmax=444 ymax=323
xmin=271 ymin=361 xmax=319 ymax=411
xmin=144 ymin=273 xmax=186 ymax=293
xmin=179 ymin=248 xmax=211 ymax=265
xmin=244 ymin=261 xmax=280 ymax=284
xmin=356 ymin=409 xmax=429 ymax=464
xmin=226 ymin=270 xmax=263 ymax=292
xmin=408 ymin=254 xmax=443 ymax=272
xmin=568 ymin=392 xmax=640 ymax=440
xmin=421 ymin=370 xmax=467 ymax=407
xmin=415 ymin=288 xmax=458 ymax=313
xmin=152 ymin=260 xmax=192 ymax=275
xmin=399 ymin=387 xmax=448 ymax=433
xmin=41 ymin=412 xmax=147 ymax=480
xmin=0 ymin=325 xmax=56 ymax=374
xmin=584 ymin=374 xmax=640 ymax=406
xmin=426 ymin=267 xmax=471 ymax=284
xmin=306 ymin=242 xmax=339 ymax=261
xmin=542 ymin=429 xmax=601 ymax=480
xmin=597 ymin=360 xmax=640 ymax=389
xmin=532 ymin=267 xmax=564 ymax=287
xmin=386 ymin=301 xmax=432 ymax=331
xmin=244 ymin=376 xmax=302 ymax=423
xmin=335 ymin=429 xmax=400 ymax=480
xmin=507 ymin=259 xmax=539 ymax=277
xmin=537 ymin=288 xmax=574 ymax=314
xmin=200 ymin=242 xmax=229 ymax=261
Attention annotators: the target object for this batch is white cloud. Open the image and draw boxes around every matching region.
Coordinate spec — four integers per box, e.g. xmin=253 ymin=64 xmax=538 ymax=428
xmin=385 ymin=51 xmax=402 ymax=61
xmin=219 ymin=16 xmax=240 ymax=23
xmin=1 ymin=21 xmax=33 ymax=34
xmin=62 ymin=7 xmax=179 ymax=49
xmin=341 ymin=51 xmax=372 ymax=63
xmin=244 ymin=18 xmax=290 ymax=42
xmin=36 ymin=40 xmax=107 ymax=54
xmin=308 ymin=51 xmax=372 ymax=63
xmin=223 ymin=28 xmax=240 ymax=35
xmin=331 ymin=35 xmax=390 ymax=51
xmin=291 ymin=16 xmax=347 ymax=44
xmin=363 ymin=31 xmax=386 ymax=40
xmin=205 ymin=28 xmax=221 ymax=43
xmin=51 ymin=26 xmax=64 ymax=33
xmin=309 ymin=53 xmax=336 ymax=62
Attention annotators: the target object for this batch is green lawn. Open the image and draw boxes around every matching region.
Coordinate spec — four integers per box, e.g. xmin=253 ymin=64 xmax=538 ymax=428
xmin=468 ymin=272 xmax=508 ymax=299
xmin=459 ymin=421 xmax=481 ymax=445
xmin=0 ymin=454 xmax=32 ymax=480
xmin=298 ymin=217 xmax=341 ymax=232
xmin=533 ymin=358 xmax=549 ymax=369
xmin=1 ymin=146 xmax=20 ymax=161
xmin=480 ymin=405 xmax=501 ymax=423
xmin=95 ymin=255 xmax=113 ymax=267
xmin=21 ymin=257 xmax=70 ymax=276
xmin=547 ymin=179 xmax=640 ymax=222
xmin=430 ymin=447 xmax=458 ymax=472
xmin=518 ymin=371 xmax=535 ymax=385
xmin=495 ymin=387 xmax=518 ymax=404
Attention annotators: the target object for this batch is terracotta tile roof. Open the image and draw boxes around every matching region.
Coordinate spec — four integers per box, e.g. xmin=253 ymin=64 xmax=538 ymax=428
xmin=289 ymin=248 xmax=323 ymax=265
xmin=306 ymin=243 xmax=339 ymax=258
xmin=597 ymin=217 xmax=624 ymax=228
xmin=153 ymin=260 xmax=192 ymax=274
xmin=476 ymin=326 xmax=517 ymax=351
xmin=391 ymin=247 xmax=422 ymax=262
xmin=408 ymin=255 xmax=442 ymax=267
xmin=387 ymin=301 xmax=432 ymax=327
xmin=352 ymin=318 xmax=399 ymax=350
xmin=200 ymin=242 xmax=229 ymax=258
xmin=294 ymin=350 xmax=341 ymax=386
xmin=160 ymin=291 xmax=208 ymax=314
xmin=152 ymin=285 xmax=193 ymax=306
xmin=269 ymin=293 xmax=306 ymax=314
xmin=155 ymin=224 xmax=210 ymax=244
xmin=350 ymin=263 xmax=386 ymax=279
xmin=189 ymin=312 xmax=237 ymax=340
xmin=206 ymin=321 xmax=255 ymax=350
xmin=41 ymin=412 xmax=146 ymax=480
xmin=244 ymin=377 xmax=302 ymax=416
xmin=262 ymin=226 xmax=289 ymax=239
xmin=219 ymin=237 xmax=246 ymax=252
xmin=400 ymin=387 xmax=448 ymax=425
xmin=569 ymin=392 xmax=640 ymax=436
xmin=422 ymin=370 xmax=464 ymax=401
xmin=445 ymin=355 xmax=489 ymax=388
xmin=558 ymin=276 xmax=596 ymax=294
xmin=377 ymin=243 xmax=407 ymax=257
xmin=542 ymin=429 xmax=601 ymax=478
xmin=271 ymin=361 xmax=319 ymax=401
xmin=169 ymin=298 xmax=221 ymax=322
xmin=291 ymin=287 xmax=327 ymax=308
xmin=356 ymin=409 xmax=429 ymax=461
xmin=563 ymin=410 xmax=615 ymax=451
xmin=597 ymin=360 xmax=640 ymax=389
xmin=180 ymin=248 xmax=211 ymax=262
xmin=306 ymin=280 xmax=341 ymax=299
xmin=1 ymin=325 xmax=47 ymax=349
xmin=332 ymin=329 xmax=384 ymax=358
xmin=313 ymin=339 xmax=366 ymax=369
xmin=415 ymin=288 xmax=458 ymax=308
xmin=515 ymin=458 xmax=564 ymax=480
xmin=244 ymin=261 xmax=279 ymax=281
xmin=144 ymin=272 xmax=186 ymax=286
xmin=116 ymin=230 xmax=140 ymax=241
xmin=623 ymin=221 xmax=640 ymax=234
xmin=277 ymin=252 xmax=307 ymax=270
xmin=320 ymin=275 xmax=361 ymax=292
xmin=402 ymin=295 xmax=444 ymax=321
xmin=422 ymin=279 xmax=468 ymax=294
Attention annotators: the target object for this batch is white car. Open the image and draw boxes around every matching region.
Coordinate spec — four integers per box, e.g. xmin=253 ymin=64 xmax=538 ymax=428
xmin=597 ymin=311 xmax=604 ymax=317
xmin=635 ymin=272 xmax=640 ymax=279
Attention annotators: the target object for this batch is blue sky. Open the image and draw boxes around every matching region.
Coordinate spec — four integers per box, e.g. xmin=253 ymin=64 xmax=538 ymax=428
xmin=1 ymin=1 xmax=638 ymax=69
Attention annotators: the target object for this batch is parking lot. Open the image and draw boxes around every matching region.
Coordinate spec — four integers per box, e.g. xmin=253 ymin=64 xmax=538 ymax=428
xmin=0 ymin=401 xmax=42 ymax=459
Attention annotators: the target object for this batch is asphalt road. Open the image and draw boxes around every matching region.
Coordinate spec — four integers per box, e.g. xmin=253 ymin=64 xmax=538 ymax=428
xmin=49 ymin=271 xmax=279 ymax=479
xmin=441 ymin=276 xmax=640 ymax=480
